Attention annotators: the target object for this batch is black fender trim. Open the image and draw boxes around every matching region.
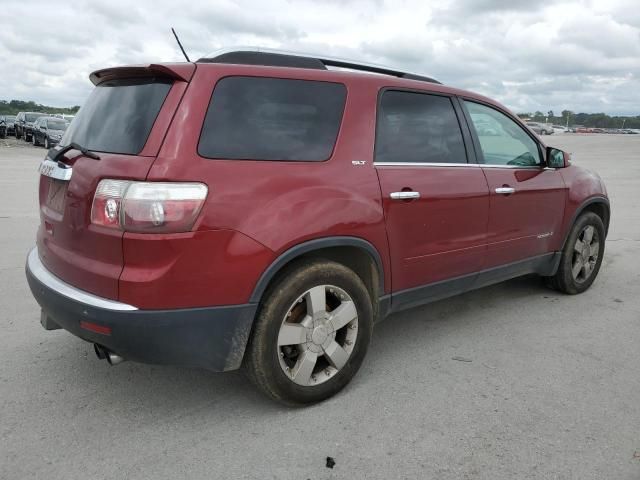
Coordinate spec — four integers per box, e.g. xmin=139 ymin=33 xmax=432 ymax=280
xmin=249 ymin=236 xmax=385 ymax=304
xmin=561 ymin=196 xmax=610 ymax=251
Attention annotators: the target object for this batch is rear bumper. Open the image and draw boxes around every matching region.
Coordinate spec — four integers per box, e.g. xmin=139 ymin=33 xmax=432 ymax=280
xmin=25 ymin=248 xmax=257 ymax=371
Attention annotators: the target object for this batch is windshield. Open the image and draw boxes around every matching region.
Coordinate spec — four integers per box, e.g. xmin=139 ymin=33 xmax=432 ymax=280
xmin=47 ymin=120 xmax=67 ymax=130
xmin=60 ymin=78 xmax=172 ymax=155
xmin=25 ymin=113 xmax=41 ymax=122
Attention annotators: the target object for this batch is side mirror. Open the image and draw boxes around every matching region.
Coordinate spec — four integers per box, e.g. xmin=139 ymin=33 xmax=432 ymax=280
xmin=42 ymin=126 xmax=47 ymax=131
xmin=546 ymin=147 xmax=569 ymax=168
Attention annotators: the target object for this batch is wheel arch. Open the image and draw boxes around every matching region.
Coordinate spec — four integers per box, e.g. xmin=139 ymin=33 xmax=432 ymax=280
xmin=561 ymin=196 xmax=610 ymax=250
xmin=249 ymin=237 xmax=385 ymax=307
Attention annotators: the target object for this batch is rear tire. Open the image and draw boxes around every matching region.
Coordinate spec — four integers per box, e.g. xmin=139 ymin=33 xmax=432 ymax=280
xmin=547 ymin=212 xmax=605 ymax=294
xmin=244 ymin=260 xmax=373 ymax=406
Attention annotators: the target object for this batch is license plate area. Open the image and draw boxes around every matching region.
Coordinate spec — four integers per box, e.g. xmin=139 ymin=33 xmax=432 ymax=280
xmin=45 ymin=178 xmax=68 ymax=215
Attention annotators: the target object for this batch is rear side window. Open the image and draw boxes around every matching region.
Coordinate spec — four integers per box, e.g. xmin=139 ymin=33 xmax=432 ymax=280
xmin=60 ymin=78 xmax=172 ymax=155
xmin=375 ymin=91 xmax=467 ymax=164
xmin=198 ymin=77 xmax=347 ymax=161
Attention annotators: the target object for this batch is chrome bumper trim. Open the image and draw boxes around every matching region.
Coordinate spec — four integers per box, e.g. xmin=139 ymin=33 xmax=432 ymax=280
xmin=26 ymin=248 xmax=137 ymax=311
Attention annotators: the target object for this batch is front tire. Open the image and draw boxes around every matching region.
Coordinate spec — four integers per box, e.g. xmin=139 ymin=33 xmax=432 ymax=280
xmin=244 ymin=260 xmax=373 ymax=405
xmin=44 ymin=137 xmax=49 ymax=149
xmin=547 ymin=212 xmax=605 ymax=294
xmin=32 ymin=133 xmax=38 ymax=146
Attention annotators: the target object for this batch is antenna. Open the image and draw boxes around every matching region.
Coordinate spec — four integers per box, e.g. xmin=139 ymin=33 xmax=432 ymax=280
xmin=171 ymin=28 xmax=191 ymax=62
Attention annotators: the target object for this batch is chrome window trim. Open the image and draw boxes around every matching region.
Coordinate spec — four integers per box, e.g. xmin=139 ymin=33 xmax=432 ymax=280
xmin=373 ymin=162 xmax=543 ymax=169
xmin=26 ymin=248 xmax=138 ymax=311
xmin=38 ymin=159 xmax=73 ymax=181
xmin=374 ymin=162 xmax=478 ymax=167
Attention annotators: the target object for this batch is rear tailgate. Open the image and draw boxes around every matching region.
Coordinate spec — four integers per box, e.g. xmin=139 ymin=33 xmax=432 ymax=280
xmin=36 ymin=64 xmax=194 ymax=300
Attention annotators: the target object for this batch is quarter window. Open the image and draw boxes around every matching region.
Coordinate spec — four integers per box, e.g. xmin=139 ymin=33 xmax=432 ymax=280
xmin=198 ymin=77 xmax=347 ymax=162
xmin=375 ymin=91 xmax=467 ymax=164
xmin=464 ymin=101 xmax=541 ymax=166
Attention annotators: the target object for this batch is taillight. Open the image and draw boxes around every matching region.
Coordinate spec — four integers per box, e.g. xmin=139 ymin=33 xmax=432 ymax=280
xmin=91 ymin=180 xmax=208 ymax=233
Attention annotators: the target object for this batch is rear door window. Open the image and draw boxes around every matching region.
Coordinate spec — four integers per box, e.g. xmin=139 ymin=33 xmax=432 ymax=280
xmin=375 ymin=90 xmax=467 ymax=164
xmin=198 ymin=77 xmax=347 ymax=161
xmin=60 ymin=78 xmax=172 ymax=155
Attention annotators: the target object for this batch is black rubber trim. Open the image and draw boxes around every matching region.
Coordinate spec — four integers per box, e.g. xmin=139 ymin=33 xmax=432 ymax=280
xmin=26 ymin=264 xmax=257 ymax=372
xmin=560 ymin=196 xmax=610 ymax=250
xmin=249 ymin=236 xmax=385 ymax=303
xmin=198 ymin=51 xmax=327 ymax=70
xmin=388 ymin=252 xmax=561 ymax=315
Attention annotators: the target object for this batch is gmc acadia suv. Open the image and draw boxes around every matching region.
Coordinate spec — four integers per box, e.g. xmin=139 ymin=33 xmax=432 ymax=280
xmin=26 ymin=48 xmax=610 ymax=405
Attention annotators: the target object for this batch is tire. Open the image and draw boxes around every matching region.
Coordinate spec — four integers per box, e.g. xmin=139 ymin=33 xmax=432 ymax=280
xmin=32 ymin=133 xmax=38 ymax=146
xmin=44 ymin=137 xmax=49 ymax=149
xmin=244 ymin=260 xmax=373 ymax=406
xmin=547 ymin=212 xmax=605 ymax=294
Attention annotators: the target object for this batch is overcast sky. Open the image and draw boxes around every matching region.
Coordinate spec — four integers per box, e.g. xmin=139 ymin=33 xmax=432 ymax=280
xmin=1 ymin=0 xmax=639 ymax=115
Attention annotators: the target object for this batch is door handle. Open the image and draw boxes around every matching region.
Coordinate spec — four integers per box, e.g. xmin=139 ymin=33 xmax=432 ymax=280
xmin=495 ymin=187 xmax=515 ymax=195
xmin=390 ymin=191 xmax=420 ymax=200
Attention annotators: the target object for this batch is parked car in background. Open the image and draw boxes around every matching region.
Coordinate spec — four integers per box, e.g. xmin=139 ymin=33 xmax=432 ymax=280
xmin=552 ymin=125 xmax=568 ymax=134
xmin=15 ymin=112 xmax=44 ymax=141
xmin=32 ymin=116 xmax=68 ymax=148
xmin=26 ymin=49 xmax=610 ymax=405
xmin=526 ymin=122 xmax=554 ymax=135
xmin=0 ymin=116 xmax=6 ymax=139
xmin=2 ymin=115 xmax=17 ymax=136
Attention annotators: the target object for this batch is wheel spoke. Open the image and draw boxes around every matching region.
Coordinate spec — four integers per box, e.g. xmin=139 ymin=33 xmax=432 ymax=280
xmin=328 ymin=301 xmax=357 ymax=331
xmin=324 ymin=340 xmax=349 ymax=370
xmin=290 ymin=350 xmax=317 ymax=385
xmin=583 ymin=262 xmax=593 ymax=278
xmin=305 ymin=286 xmax=326 ymax=315
xmin=571 ymin=258 xmax=583 ymax=278
xmin=278 ymin=323 xmax=307 ymax=346
xmin=583 ymin=226 xmax=594 ymax=244
xmin=590 ymin=241 xmax=600 ymax=258
xmin=574 ymin=239 xmax=584 ymax=254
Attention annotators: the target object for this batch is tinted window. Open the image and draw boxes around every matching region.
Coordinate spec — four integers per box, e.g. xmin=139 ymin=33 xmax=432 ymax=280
xmin=25 ymin=113 xmax=40 ymax=122
xmin=47 ymin=119 xmax=67 ymax=130
xmin=198 ymin=77 xmax=347 ymax=161
xmin=375 ymin=91 xmax=467 ymax=164
xmin=60 ymin=78 xmax=171 ymax=155
xmin=465 ymin=101 xmax=541 ymax=166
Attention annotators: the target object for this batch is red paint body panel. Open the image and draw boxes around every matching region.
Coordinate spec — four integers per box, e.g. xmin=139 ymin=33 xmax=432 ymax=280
xmin=36 ymin=78 xmax=190 ymax=300
xmin=147 ymin=64 xmax=391 ymax=299
xmin=34 ymin=60 xmax=609 ymax=312
xmin=376 ymin=165 xmax=489 ymax=291
xmin=119 ymin=229 xmax=275 ymax=309
xmin=482 ymin=167 xmax=567 ymax=266
xmin=556 ymin=164 xmax=609 ymax=245
xmin=37 ymin=154 xmax=156 ymax=299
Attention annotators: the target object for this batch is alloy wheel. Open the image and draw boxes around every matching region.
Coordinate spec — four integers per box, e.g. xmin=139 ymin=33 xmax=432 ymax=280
xmin=572 ymin=225 xmax=600 ymax=283
xmin=277 ymin=285 xmax=358 ymax=386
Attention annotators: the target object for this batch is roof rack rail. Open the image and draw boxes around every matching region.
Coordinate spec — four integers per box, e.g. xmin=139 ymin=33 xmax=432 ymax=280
xmin=197 ymin=47 xmax=441 ymax=85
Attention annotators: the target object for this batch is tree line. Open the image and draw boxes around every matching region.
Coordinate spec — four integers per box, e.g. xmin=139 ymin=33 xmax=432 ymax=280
xmin=517 ymin=110 xmax=640 ymax=129
xmin=0 ymin=100 xmax=80 ymax=116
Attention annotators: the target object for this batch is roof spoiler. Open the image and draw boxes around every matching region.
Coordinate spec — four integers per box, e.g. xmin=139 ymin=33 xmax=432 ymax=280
xmin=89 ymin=63 xmax=196 ymax=85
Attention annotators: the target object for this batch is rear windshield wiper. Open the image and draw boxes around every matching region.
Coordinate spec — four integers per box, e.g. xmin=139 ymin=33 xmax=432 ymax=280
xmin=49 ymin=142 xmax=101 ymax=165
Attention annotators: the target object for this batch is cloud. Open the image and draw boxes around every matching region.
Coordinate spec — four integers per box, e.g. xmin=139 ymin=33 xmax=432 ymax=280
xmin=0 ymin=0 xmax=638 ymax=114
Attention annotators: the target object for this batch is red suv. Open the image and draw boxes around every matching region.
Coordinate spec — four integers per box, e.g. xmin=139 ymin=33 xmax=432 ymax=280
xmin=26 ymin=49 xmax=610 ymax=405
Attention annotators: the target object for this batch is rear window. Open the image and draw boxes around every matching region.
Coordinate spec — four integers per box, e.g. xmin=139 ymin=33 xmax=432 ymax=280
xmin=198 ymin=77 xmax=347 ymax=161
xmin=60 ymin=78 xmax=172 ymax=155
